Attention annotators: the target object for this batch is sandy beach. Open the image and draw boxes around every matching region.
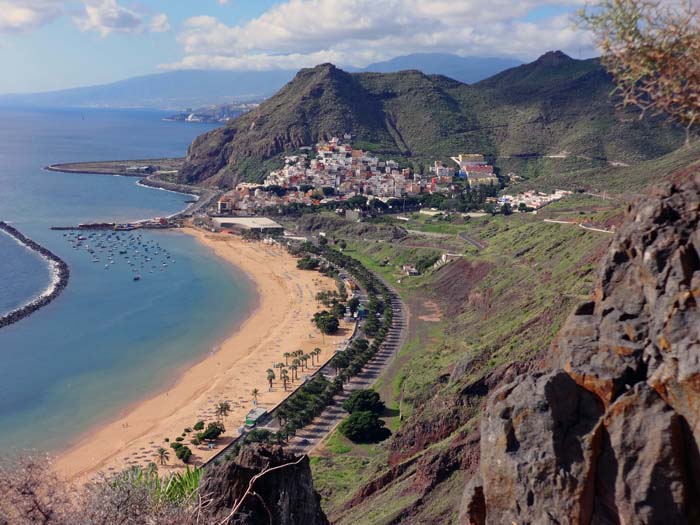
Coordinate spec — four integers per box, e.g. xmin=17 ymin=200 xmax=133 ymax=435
xmin=55 ymin=228 xmax=351 ymax=480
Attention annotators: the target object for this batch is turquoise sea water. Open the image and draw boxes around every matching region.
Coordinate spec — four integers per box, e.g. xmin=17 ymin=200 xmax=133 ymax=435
xmin=0 ymin=108 xmax=254 ymax=452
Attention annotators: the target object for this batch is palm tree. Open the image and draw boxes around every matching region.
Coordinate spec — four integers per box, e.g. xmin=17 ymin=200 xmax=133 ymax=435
xmin=251 ymin=388 xmax=260 ymax=406
xmin=157 ymin=447 xmax=169 ymax=466
xmin=283 ymin=352 xmax=291 ymax=366
xmin=313 ymin=347 xmax=322 ymax=365
xmin=280 ymin=369 xmax=290 ymax=391
xmin=302 ymin=354 xmax=311 ymax=369
xmin=290 ymin=363 xmax=298 ymax=381
xmin=266 ymin=369 xmax=275 ymax=390
xmin=216 ymin=401 xmax=231 ymax=422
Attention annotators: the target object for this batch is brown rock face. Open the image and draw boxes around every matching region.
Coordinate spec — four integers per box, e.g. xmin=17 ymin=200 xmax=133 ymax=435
xmin=199 ymin=444 xmax=329 ymax=525
xmin=477 ymin=371 xmax=603 ymax=524
xmin=594 ymin=383 xmax=687 ymax=523
xmin=462 ymin=176 xmax=700 ymax=524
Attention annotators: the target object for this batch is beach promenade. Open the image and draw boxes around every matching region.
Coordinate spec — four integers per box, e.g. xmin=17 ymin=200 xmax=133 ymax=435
xmin=55 ymin=229 xmax=350 ymax=479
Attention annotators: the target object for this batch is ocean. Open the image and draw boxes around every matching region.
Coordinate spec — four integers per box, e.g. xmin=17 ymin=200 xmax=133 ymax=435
xmin=0 ymin=107 xmax=253 ymax=452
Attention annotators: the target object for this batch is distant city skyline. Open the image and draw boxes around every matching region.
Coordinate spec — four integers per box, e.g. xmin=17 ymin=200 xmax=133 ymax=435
xmin=1 ymin=1 xmax=595 ymax=94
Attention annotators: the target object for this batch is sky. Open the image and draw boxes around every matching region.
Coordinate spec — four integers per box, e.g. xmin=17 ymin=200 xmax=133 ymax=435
xmin=0 ymin=0 xmax=596 ymax=94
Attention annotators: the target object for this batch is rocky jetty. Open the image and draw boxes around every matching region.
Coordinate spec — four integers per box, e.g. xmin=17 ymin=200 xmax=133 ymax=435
xmin=199 ymin=444 xmax=329 ymax=525
xmin=460 ymin=175 xmax=700 ymax=524
xmin=0 ymin=222 xmax=70 ymax=329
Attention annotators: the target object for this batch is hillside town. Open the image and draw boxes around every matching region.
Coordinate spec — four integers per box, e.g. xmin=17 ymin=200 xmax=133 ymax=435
xmin=215 ymin=137 xmax=570 ymax=216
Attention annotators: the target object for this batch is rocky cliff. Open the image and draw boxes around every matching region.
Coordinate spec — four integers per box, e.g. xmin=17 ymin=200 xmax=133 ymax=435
xmin=199 ymin=444 xmax=329 ymax=525
xmin=461 ymin=175 xmax=700 ymax=524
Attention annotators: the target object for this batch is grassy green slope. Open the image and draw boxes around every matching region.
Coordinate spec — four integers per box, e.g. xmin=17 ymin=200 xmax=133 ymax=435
xmin=507 ymin=140 xmax=700 ymax=197
xmin=309 ymin=199 xmax=618 ymax=524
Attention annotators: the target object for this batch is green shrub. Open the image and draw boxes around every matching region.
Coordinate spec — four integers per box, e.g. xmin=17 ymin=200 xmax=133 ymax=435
xmin=198 ymin=422 xmax=225 ymax=441
xmin=297 ymin=256 xmax=320 ymax=270
xmin=338 ymin=411 xmax=390 ymax=443
xmin=193 ymin=420 xmax=205 ymax=431
xmin=342 ymin=389 xmax=385 ymax=414
xmin=175 ymin=445 xmax=192 ymax=464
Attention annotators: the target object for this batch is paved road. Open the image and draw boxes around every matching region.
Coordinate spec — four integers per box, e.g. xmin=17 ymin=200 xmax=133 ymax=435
xmin=405 ymin=229 xmax=450 ymax=238
xmin=458 ymin=231 xmax=486 ymax=251
xmin=142 ymin=174 xmax=221 ymax=218
xmin=279 ymin=284 xmax=408 ymax=455
xmin=543 ymin=218 xmax=613 ymax=234
xmin=407 ymin=228 xmax=485 ymax=252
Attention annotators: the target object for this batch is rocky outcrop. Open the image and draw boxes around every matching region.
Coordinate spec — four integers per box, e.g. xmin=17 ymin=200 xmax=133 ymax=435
xmin=199 ymin=444 xmax=329 ymax=525
xmin=0 ymin=222 xmax=70 ymax=329
xmin=462 ymin=175 xmax=700 ymax=524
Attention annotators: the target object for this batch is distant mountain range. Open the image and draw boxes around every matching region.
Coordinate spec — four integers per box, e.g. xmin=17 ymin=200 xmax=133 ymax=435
xmin=357 ymin=53 xmax=522 ymax=84
xmin=0 ymin=54 xmax=522 ymax=110
xmin=0 ymin=70 xmax=296 ymax=110
xmin=179 ymin=51 xmax=685 ymax=188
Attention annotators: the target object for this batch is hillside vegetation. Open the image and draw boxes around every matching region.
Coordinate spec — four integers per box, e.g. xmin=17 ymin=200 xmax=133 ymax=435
xmin=305 ymin=200 xmax=618 ymax=523
xmin=179 ymin=51 xmax=685 ymax=188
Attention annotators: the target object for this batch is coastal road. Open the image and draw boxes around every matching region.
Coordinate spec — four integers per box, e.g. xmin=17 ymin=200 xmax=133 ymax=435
xmin=204 ymin=266 xmax=408 ymax=464
xmin=281 ymin=281 xmax=408 ymax=456
xmin=142 ymin=174 xmax=220 ymax=218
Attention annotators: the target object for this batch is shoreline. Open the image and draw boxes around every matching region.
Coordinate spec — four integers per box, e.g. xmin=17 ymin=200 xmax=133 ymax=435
xmin=46 ymin=161 xmax=219 ymax=219
xmin=54 ymin=228 xmax=349 ymax=480
xmin=0 ymin=222 xmax=70 ymax=329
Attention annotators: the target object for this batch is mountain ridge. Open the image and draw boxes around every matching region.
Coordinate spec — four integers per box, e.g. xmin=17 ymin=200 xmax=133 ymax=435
xmin=179 ymin=51 xmax=685 ymax=188
xmin=358 ymin=53 xmax=523 ymax=84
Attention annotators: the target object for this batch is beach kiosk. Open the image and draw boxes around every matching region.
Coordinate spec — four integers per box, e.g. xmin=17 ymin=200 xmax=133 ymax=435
xmin=245 ymin=407 xmax=268 ymax=428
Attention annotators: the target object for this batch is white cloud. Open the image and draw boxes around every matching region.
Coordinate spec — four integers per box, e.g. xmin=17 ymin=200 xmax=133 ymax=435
xmin=149 ymin=13 xmax=170 ymax=33
xmin=75 ymin=0 xmax=170 ymax=37
xmin=164 ymin=0 xmax=594 ymax=71
xmin=75 ymin=0 xmax=141 ymax=36
xmin=0 ymin=0 xmax=63 ymax=33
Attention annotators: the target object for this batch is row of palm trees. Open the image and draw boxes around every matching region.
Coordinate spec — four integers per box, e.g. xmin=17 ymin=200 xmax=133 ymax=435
xmin=252 ymin=243 xmax=396 ymax=443
xmin=266 ymin=347 xmax=323 ymax=391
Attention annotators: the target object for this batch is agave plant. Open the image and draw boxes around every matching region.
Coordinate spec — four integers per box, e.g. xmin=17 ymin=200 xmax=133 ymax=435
xmin=107 ymin=464 xmax=203 ymax=505
xmin=161 ymin=466 xmax=203 ymax=503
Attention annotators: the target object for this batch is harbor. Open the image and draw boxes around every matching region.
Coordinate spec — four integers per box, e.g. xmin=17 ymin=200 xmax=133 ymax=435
xmin=60 ymin=229 xmax=178 ymax=282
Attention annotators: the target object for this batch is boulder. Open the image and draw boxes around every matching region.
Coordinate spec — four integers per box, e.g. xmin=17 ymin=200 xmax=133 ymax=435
xmin=199 ymin=444 xmax=329 ymax=525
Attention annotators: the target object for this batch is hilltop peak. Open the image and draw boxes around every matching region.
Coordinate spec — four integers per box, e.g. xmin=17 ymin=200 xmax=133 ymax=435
xmin=296 ymin=63 xmax=343 ymax=78
xmin=534 ymin=50 xmax=574 ymax=66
